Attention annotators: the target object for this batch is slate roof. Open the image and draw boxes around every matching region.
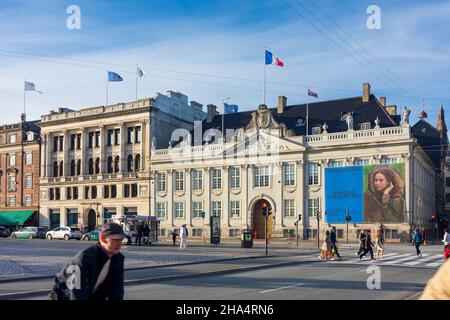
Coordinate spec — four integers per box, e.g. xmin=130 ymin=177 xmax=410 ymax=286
xmin=411 ymin=119 xmax=443 ymax=169
xmin=202 ymin=94 xmax=398 ymax=136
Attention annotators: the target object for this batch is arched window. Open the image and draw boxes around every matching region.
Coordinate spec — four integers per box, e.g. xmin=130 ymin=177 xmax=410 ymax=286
xmin=53 ymin=161 xmax=59 ymax=177
xmin=107 ymin=156 xmax=113 ymax=173
xmin=114 ymin=156 xmax=120 ymax=173
xmin=134 ymin=154 xmax=141 ymax=172
xmin=95 ymin=158 xmax=100 ymax=174
xmin=59 ymin=161 xmax=64 ymax=177
xmin=127 ymin=155 xmax=133 ymax=172
xmin=70 ymin=160 xmax=75 ymax=176
xmin=76 ymin=159 xmax=81 ymax=176
xmin=88 ymin=158 xmax=94 ymax=175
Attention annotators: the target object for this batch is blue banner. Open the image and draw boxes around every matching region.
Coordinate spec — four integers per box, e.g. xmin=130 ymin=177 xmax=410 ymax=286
xmin=325 ymin=166 xmax=364 ymax=223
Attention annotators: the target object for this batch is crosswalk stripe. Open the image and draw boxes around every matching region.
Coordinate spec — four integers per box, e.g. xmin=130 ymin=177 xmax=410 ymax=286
xmin=425 ymin=261 xmax=443 ymax=267
xmin=404 ymin=254 xmax=442 ymax=266
xmin=382 ymin=254 xmax=424 ymax=265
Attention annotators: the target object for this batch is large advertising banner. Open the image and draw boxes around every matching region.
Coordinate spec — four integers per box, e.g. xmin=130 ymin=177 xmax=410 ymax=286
xmin=325 ymin=164 xmax=406 ymax=224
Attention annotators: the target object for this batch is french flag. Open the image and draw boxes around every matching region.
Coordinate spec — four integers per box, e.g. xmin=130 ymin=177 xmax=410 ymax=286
xmin=265 ymin=50 xmax=284 ymax=67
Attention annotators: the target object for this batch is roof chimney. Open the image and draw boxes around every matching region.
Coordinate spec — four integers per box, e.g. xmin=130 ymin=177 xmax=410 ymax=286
xmin=363 ymin=83 xmax=371 ymax=102
xmin=380 ymin=96 xmax=386 ymax=107
xmin=277 ymin=96 xmax=287 ymax=114
xmin=206 ymin=104 xmax=218 ymax=123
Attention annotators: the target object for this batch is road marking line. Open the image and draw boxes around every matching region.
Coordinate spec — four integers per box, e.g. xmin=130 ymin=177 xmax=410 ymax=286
xmin=404 ymin=254 xmax=441 ymax=266
xmin=425 ymin=261 xmax=443 ymax=267
xmin=382 ymin=254 xmax=422 ymax=265
xmin=260 ymin=283 xmax=304 ymax=293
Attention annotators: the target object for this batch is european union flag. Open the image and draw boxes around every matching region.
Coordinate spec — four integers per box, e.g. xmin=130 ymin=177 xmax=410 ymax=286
xmin=224 ymin=103 xmax=238 ymax=114
xmin=108 ymin=71 xmax=123 ymax=82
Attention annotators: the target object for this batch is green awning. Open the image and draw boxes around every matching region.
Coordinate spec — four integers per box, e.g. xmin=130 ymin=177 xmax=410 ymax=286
xmin=0 ymin=210 xmax=35 ymax=226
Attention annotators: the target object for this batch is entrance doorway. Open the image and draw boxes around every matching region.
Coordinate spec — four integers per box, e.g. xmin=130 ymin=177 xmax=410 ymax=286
xmin=252 ymin=199 xmax=273 ymax=239
xmin=87 ymin=209 xmax=97 ymax=231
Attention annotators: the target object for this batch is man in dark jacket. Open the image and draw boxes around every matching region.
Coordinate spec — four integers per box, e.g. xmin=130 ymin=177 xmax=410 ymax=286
xmin=135 ymin=221 xmax=144 ymax=246
xmin=360 ymin=230 xmax=375 ymax=260
xmin=356 ymin=231 xmax=367 ymax=256
xmin=48 ymin=222 xmax=125 ymax=300
xmin=330 ymin=227 xmax=341 ymax=258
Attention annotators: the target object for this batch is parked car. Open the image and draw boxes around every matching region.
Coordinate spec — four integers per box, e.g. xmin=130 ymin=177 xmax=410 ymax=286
xmin=82 ymin=228 xmax=132 ymax=245
xmin=46 ymin=227 xmax=82 ymax=240
xmin=11 ymin=226 xmax=48 ymax=239
xmin=0 ymin=226 xmax=11 ymax=238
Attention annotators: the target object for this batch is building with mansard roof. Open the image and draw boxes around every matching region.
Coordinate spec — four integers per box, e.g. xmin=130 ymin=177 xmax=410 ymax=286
xmin=150 ymin=83 xmax=448 ymax=242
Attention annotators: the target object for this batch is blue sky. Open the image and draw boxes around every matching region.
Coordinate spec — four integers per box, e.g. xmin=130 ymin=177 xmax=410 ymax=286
xmin=1 ymin=0 xmax=450 ymax=131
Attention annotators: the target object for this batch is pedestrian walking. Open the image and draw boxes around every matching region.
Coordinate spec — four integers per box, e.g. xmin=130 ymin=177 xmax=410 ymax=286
xmin=412 ymin=229 xmax=423 ymax=258
xmin=143 ymin=222 xmax=150 ymax=244
xmin=319 ymin=231 xmax=332 ymax=260
xmin=360 ymin=230 xmax=375 ymax=261
xmin=179 ymin=224 xmax=188 ymax=249
xmin=171 ymin=229 xmax=178 ymax=246
xmin=356 ymin=230 xmax=367 ymax=256
xmin=375 ymin=229 xmax=385 ymax=260
xmin=442 ymin=228 xmax=450 ymax=260
xmin=135 ymin=221 xmax=144 ymax=246
xmin=48 ymin=222 xmax=125 ymax=300
xmin=330 ymin=226 xmax=341 ymax=258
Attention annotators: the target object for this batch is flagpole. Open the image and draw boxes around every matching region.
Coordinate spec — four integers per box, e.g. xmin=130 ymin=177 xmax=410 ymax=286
xmin=263 ymin=47 xmax=267 ymax=105
xmin=23 ymin=79 xmax=26 ymax=117
xmin=106 ymin=73 xmax=109 ymax=107
xmin=306 ymin=87 xmax=309 ymax=136
xmin=135 ymin=65 xmax=138 ymax=101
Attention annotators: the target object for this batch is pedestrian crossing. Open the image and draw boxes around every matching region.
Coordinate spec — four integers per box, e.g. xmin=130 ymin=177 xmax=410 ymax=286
xmin=321 ymin=249 xmax=445 ymax=269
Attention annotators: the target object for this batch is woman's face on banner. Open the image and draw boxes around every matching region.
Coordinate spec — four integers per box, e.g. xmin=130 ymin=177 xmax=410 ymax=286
xmin=374 ymin=173 xmax=389 ymax=192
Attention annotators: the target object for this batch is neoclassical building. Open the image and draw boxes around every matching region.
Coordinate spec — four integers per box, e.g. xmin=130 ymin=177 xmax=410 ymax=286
xmin=150 ymin=83 xmax=447 ymax=242
xmin=39 ymin=91 xmax=205 ymax=230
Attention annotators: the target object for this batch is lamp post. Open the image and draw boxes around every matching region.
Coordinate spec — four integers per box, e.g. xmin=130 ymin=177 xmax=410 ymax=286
xmin=200 ymin=211 xmax=205 ymax=245
xmin=261 ymin=201 xmax=270 ymax=255
xmin=295 ymin=214 xmax=302 ymax=247
xmin=345 ymin=209 xmax=351 ymax=244
xmin=316 ymin=211 xmax=322 ymax=249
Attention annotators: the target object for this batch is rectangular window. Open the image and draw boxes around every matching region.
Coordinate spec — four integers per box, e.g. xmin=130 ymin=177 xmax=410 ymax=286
xmin=7 ymin=196 xmax=15 ymax=207
xmin=131 ymin=184 xmax=138 ymax=197
xmin=337 ymin=229 xmax=344 ymax=239
xmin=307 ymin=199 xmax=319 ymax=217
xmin=70 ymin=134 xmax=76 ymax=150
xmin=283 ymin=163 xmax=295 ymax=186
xmin=76 ymin=133 xmax=81 ymax=150
xmin=124 ymin=184 xmax=130 ymax=198
xmin=212 ymin=168 xmax=222 ymax=190
xmin=156 ymin=202 xmax=166 ymax=219
xmin=212 ymin=201 xmax=222 ymax=217
xmin=88 ymin=132 xmax=94 ymax=149
xmin=107 ymin=130 xmax=113 ymax=146
xmin=59 ymin=136 xmax=64 ymax=151
xmin=175 ymin=202 xmax=184 ymax=218
xmin=254 ymin=166 xmax=270 ymax=187
xmin=175 ymin=171 xmax=184 ymax=191
xmin=446 ymin=177 xmax=450 ymax=188
xmin=66 ymin=187 xmax=72 ymax=200
xmin=157 ymin=172 xmax=167 ymax=192
xmin=127 ymin=127 xmax=134 ymax=144
xmin=8 ymin=174 xmax=15 ymax=191
xmin=73 ymin=187 xmax=78 ymax=200
xmin=135 ymin=127 xmax=141 ymax=143
xmin=193 ymin=202 xmax=203 ymax=218
xmin=311 ymin=126 xmax=322 ymax=135
xmin=284 ymin=199 xmax=295 ymax=217
xmin=192 ymin=229 xmax=203 ymax=237
xmin=360 ymin=122 xmax=371 ymax=130
xmin=95 ymin=131 xmax=100 ymax=148
xmin=55 ymin=188 xmax=61 ymax=200
xmin=328 ymin=160 xmax=344 ymax=167
xmin=230 ymin=167 xmax=240 ymax=189
xmin=9 ymin=154 xmax=16 ymax=166
xmin=229 ymin=229 xmax=241 ymax=237
xmin=230 ymin=201 xmax=240 ymax=218
xmin=192 ymin=170 xmax=203 ymax=190
xmin=111 ymin=185 xmax=117 ymax=198
xmin=9 ymin=134 xmax=16 ymax=144
xmin=114 ymin=129 xmax=120 ymax=145
xmin=446 ymin=193 xmax=450 ymax=203
xmin=91 ymin=186 xmax=97 ymax=199
xmin=49 ymin=188 xmax=54 ymax=201
xmin=380 ymin=157 xmax=396 ymax=164
xmin=104 ymin=185 xmax=110 ymax=198
xmin=357 ymin=159 xmax=370 ymax=166
xmin=53 ymin=137 xmax=58 ymax=152
xmin=25 ymin=195 xmax=32 ymax=207
xmin=84 ymin=186 xmax=89 ymax=199
xmin=25 ymin=152 xmax=32 ymax=165
xmin=308 ymin=163 xmax=319 ymax=185
xmin=25 ymin=175 xmax=32 ymax=189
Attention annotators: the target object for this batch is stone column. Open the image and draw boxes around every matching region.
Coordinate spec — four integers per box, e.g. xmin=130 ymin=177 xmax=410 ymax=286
xmin=119 ymin=123 xmax=126 ymax=173
xmin=80 ymin=129 xmax=86 ymax=176
xmin=242 ymin=164 xmax=249 ymax=229
xmin=204 ymin=167 xmax=211 ymax=227
xmin=100 ymin=125 xmax=106 ymax=173
xmin=186 ymin=168 xmax=192 ymax=226
xmin=223 ymin=166 xmax=229 ymax=228
xmin=274 ymin=162 xmax=283 ymax=229
xmin=296 ymin=160 xmax=304 ymax=237
xmin=168 ymin=169 xmax=174 ymax=227
xmin=63 ymin=131 xmax=69 ymax=177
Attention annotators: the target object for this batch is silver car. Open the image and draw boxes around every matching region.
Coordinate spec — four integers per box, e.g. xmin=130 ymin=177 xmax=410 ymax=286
xmin=46 ymin=226 xmax=82 ymax=240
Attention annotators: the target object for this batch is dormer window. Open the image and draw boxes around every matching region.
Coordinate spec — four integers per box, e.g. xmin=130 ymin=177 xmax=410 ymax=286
xmin=311 ymin=126 xmax=322 ymax=135
xmin=360 ymin=122 xmax=371 ymax=130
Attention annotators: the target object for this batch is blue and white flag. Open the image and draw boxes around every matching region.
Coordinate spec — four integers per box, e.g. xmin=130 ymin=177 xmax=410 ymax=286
xmin=24 ymin=81 xmax=42 ymax=93
xmin=137 ymin=67 xmax=145 ymax=79
xmin=224 ymin=103 xmax=239 ymax=114
xmin=108 ymin=71 xmax=123 ymax=82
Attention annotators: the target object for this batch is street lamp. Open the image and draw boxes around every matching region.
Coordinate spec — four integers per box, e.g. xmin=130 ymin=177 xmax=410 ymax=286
xmin=316 ymin=211 xmax=322 ymax=249
xmin=345 ymin=209 xmax=352 ymax=244
xmin=261 ymin=201 xmax=271 ymax=255
xmin=200 ymin=211 xmax=206 ymax=245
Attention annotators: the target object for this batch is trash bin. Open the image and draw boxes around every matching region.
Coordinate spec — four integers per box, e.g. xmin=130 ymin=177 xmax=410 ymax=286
xmin=241 ymin=229 xmax=253 ymax=248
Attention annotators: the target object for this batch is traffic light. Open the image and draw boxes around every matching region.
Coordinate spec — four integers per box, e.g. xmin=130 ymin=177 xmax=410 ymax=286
xmin=298 ymin=214 xmax=302 ymax=222
xmin=261 ymin=201 xmax=270 ymax=218
xmin=431 ymin=213 xmax=437 ymax=223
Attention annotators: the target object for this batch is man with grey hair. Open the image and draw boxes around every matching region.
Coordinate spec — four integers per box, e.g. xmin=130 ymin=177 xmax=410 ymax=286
xmin=48 ymin=222 xmax=125 ymax=300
